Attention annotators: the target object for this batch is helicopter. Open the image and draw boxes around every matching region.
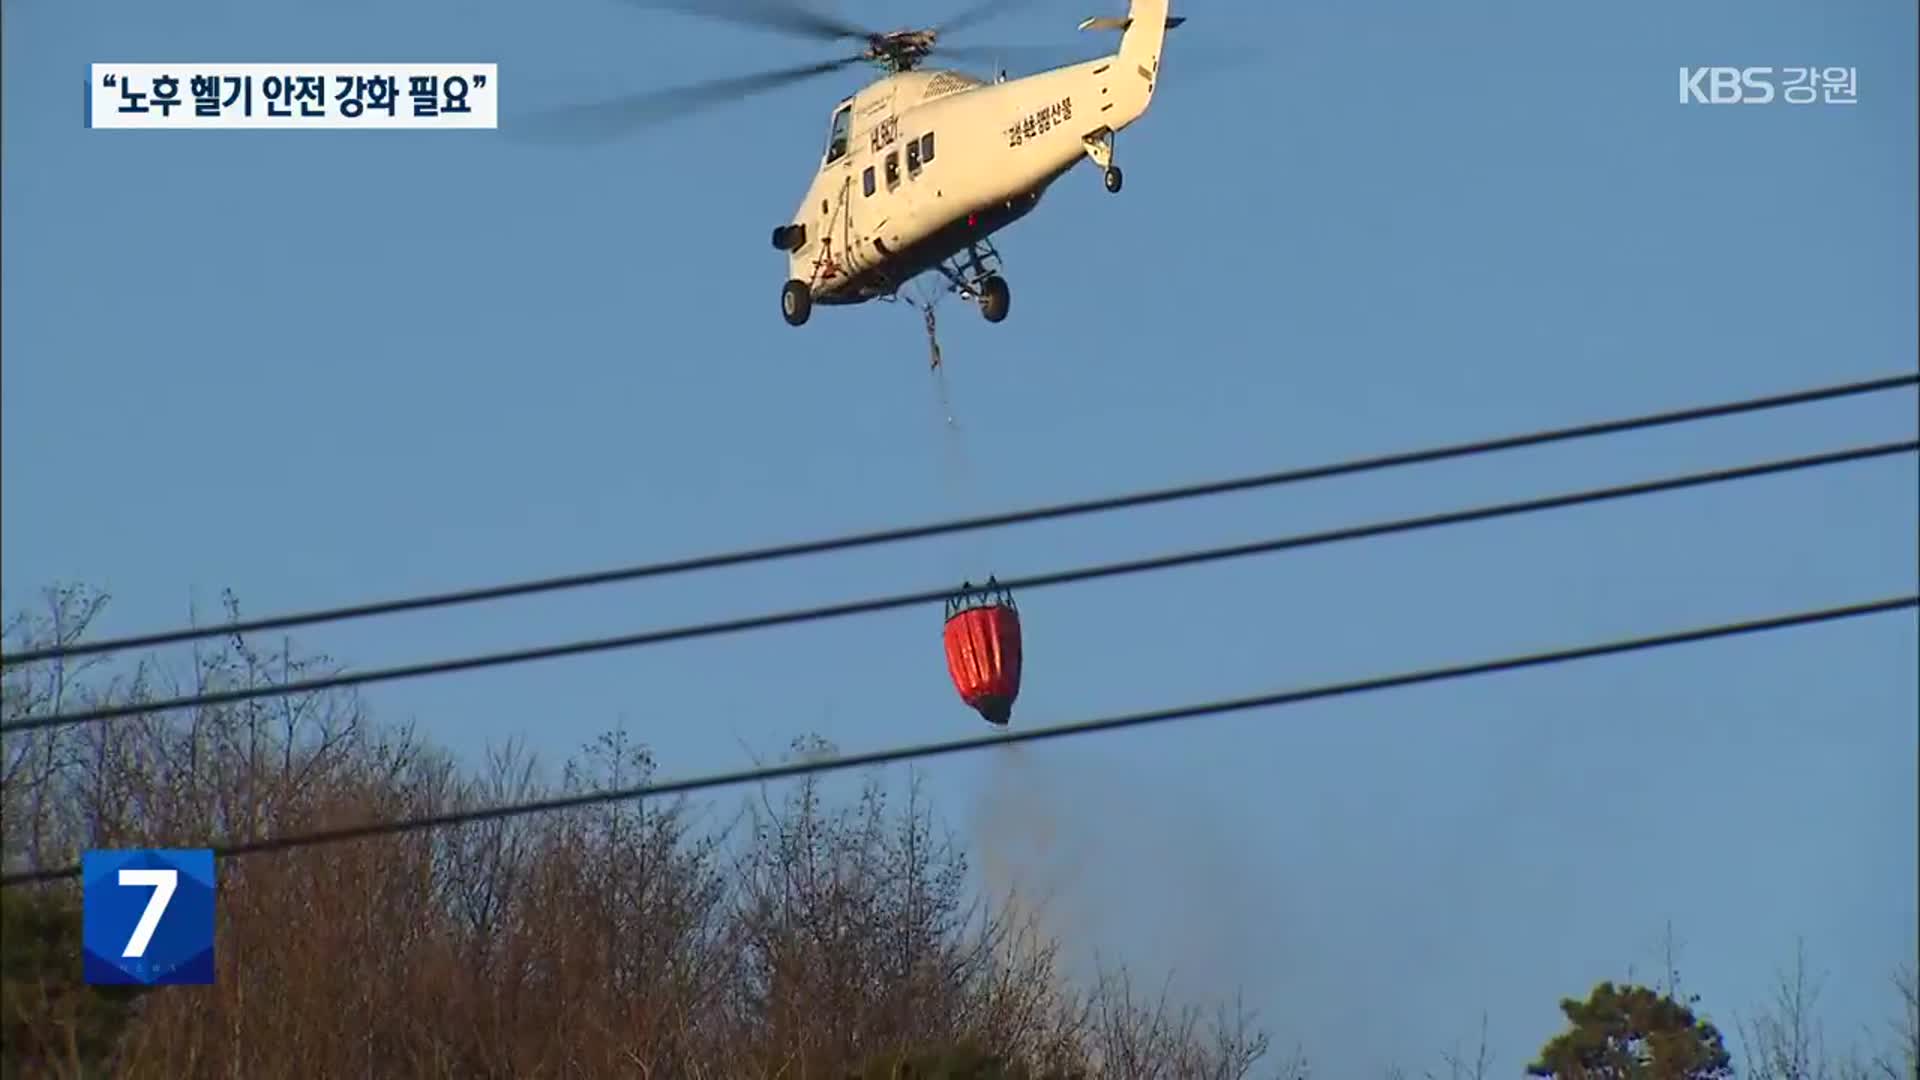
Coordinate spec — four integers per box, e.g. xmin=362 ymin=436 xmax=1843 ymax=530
xmin=543 ymin=0 xmax=1181 ymax=328
xmin=762 ymin=0 xmax=1179 ymax=327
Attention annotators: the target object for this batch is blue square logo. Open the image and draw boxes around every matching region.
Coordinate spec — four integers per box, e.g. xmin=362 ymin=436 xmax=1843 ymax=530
xmin=81 ymin=849 xmax=216 ymax=985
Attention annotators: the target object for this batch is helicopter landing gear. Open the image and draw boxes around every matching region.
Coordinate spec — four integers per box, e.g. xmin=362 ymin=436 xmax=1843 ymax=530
xmin=934 ymin=237 xmax=1011 ymax=325
xmin=781 ymin=279 xmax=812 ymax=326
xmin=1083 ymin=127 xmax=1122 ymax=194
xmin=978 ymin=275 xmax=1010 ymax=322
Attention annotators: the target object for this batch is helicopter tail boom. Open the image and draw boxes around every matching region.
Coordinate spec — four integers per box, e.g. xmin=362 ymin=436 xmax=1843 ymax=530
xmin=1108 ymin=0 xmax=1168 ymax=124
xmin=1119 ymin=0 xmax=1168 ymax=70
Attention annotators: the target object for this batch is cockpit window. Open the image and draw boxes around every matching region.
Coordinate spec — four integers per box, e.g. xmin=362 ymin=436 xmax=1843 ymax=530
xmin=825 ymin=105 xmax=852 ymax=165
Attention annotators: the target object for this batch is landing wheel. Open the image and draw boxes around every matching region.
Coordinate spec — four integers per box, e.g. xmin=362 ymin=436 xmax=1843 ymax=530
xmin=1103 ymin=166 xmax=1123 ymax=194
xmin=978 ymin=275 xmax=1010 ymax=323
xmin=781 ymin=279 xmax=812 ymax=326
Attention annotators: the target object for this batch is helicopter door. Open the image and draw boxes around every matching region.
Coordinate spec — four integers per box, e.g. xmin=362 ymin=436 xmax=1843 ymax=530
xmin=823 ymin=103 xmax=852 ymax=168
xmin=810 ymin=102 xmax=854 ymax=272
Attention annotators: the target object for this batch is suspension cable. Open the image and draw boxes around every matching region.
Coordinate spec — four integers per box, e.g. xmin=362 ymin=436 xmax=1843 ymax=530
xmin=5 ymin=372 xmax=1910 ymax=667
xmin=6 ymin=437 xmax=1911 ymax=734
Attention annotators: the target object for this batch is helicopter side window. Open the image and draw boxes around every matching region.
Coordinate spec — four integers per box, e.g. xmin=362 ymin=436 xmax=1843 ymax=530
xmin=863 ymin=166 xmax=876 ymax=196
xmin=906 ymin=137 xmax=921 ymax=173
xmin=920 ymin=132 xmax=935 ymax=163
xmin=824 ymin=105 xmax=852 ymax=166
xmin=884 ymin=150 xmax=900 ymax=190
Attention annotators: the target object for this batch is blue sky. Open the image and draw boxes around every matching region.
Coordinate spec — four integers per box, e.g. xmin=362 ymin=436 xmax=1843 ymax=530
xmin=5 ymin=0 xmax=1916 ymax=1072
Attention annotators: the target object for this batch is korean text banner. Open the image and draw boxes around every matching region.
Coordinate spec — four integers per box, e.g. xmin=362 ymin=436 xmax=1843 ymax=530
xmin=88 ymin=64 xmax=498 ymax=129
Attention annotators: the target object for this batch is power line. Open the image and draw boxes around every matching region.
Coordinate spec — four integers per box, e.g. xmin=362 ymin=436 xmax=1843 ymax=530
xmin=4 ymin=592 xmax=1910 ymax=888
xmin=7 ymin=372 xmax=1912 ymax=668
xmin=7 ymin=438 xmax=1912 ymax=736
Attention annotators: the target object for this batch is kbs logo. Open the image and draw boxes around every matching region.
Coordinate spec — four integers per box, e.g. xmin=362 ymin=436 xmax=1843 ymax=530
xmin=81 ymin=849 xmax=216 ymax=985
xmin=1680 ymin=67 xmax=1775 ymax=103
xmin=1680 ymin=67 xmax=1858 ymax=105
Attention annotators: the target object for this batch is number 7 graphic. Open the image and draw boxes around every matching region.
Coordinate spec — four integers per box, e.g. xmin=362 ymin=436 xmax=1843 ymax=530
xmin=118 ymin=868 xmax=177 ymax=958
xmin=82 ymin=849 xmax=215 ymax=985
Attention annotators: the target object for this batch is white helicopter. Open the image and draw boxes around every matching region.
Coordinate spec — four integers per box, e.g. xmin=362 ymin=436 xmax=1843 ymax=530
xmin=538 ymin=0 xmax=1181 ymax=327
xmin=766 ymin=0 xmax=1179 ymax=326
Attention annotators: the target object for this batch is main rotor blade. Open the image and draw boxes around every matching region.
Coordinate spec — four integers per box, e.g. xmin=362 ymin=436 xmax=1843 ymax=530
xmin=937 ymin=40 xmax=1271 ymax=79
xmin=618 ymin=0 xmax=877 ymax=42
xmin=518 ymin=56 xmax=861 ymax=142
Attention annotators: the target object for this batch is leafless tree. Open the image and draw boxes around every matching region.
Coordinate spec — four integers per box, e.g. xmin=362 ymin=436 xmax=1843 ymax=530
xmin=1431 ymin=1012 xmax=1493 ymax=1080
xmin=4 ymin=584 xmax=1294 ymax=1078
xmin=1732 ymin=940 xmax=1920 ymax=1080
xmin=1739 ymin=939 xmax=1839 ymax=1080
xmin=1856 ymin=961 xmax=1918 ymax=1080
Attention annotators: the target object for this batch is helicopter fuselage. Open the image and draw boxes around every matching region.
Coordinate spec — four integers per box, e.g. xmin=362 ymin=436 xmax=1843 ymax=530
xmin=773 ymin=0 xmax=1168 ymax=322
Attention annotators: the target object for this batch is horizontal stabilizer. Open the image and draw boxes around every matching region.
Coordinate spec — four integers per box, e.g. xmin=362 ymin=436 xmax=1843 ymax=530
xmin=1077 ymin=14 xmax=1185 ymax=31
